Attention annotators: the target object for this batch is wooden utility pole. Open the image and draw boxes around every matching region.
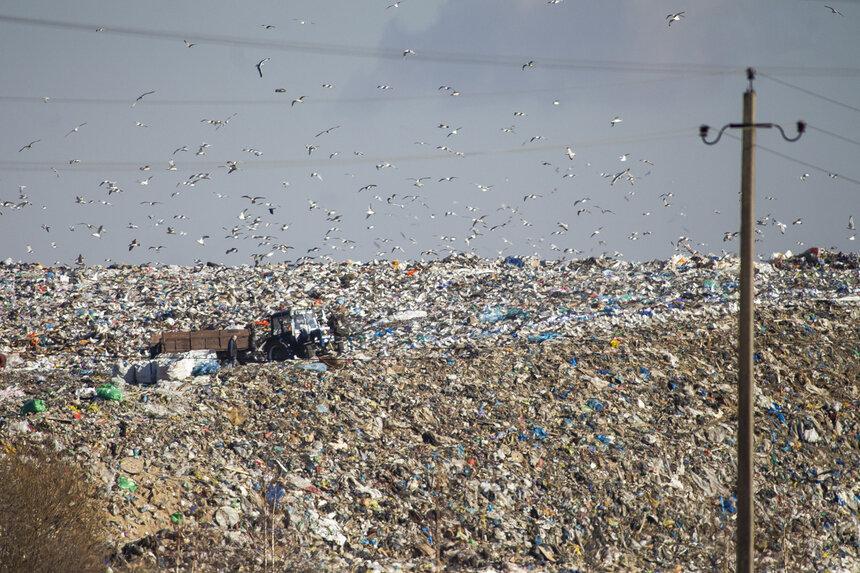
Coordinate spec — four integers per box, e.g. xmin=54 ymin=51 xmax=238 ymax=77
xmin=700 ymin=68 xmax=804 ymax=573
xmin=737 ymin=83 xmax=756 ymax=573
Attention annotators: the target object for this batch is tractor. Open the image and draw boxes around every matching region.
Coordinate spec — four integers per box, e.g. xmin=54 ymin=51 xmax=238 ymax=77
xmin=259 ymin=307 xmax=333 ymax=360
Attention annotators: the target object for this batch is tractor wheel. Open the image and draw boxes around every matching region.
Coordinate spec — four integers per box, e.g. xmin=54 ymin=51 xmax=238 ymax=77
xmin=268 ymin=343 xmax=291 ymax=362
xmin=304 ymin=343 xmax=317 ymax=360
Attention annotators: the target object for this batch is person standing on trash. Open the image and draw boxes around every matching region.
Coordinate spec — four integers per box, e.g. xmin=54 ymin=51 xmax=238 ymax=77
xmin=327 ymin=305 xmax=351 ymax=353
xmin=227 ymin=333 xmax=238 ymax=367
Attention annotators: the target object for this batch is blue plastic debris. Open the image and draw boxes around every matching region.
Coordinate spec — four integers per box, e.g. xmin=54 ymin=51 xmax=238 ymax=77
xmin=719 ymin=496 xmax=737 ymax=514
xmin=587 ymin=398 xmax=604 ymax=412
xmin=191 ymin=360 xmax=220 ymax=376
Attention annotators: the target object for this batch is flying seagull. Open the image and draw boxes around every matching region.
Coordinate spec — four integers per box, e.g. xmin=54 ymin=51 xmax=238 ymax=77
xmin=131 ymin=90 xmax=155 ymax=108
xmin=824 ymin=5 xmax=843 ymax=16
xmin=18 ymin=140 xmax=40 ymax=152
xmin=666 ymin=11 xmax=685 ymax=25
xmin=256 ymin=58 xmax=270 ymax=77
xmin=66 ymin=123 xmax=87 ymax=136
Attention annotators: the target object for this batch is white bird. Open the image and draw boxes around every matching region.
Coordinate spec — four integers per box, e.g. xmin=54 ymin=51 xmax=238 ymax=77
xmin=824 ymin=5 xmax=843 ymax=16
xmin=408 ymin=177 xmax=430 ymax=187
xmin=666 ymin=11 xmax=684 ymax=25
xmin=365 ymin=204 xmax=375 ymax=218
xmin=610 ymin=116 xmax=622 ymax=127
xmin=256 ymin=58 xmax=270 ymax=77
xmin=184 ymin=40 xmax=196 ymax=48
xmin=566 ymin=147 xmax=575 ymax=160
xmin=128 ymin=238 xmax=140 ymax=251
xmin=65 ymin=123 xmax=87 ymax=136
xmin=291 ymin=95 xmax=305 ymax=106
xmin=197 ymin=235 xmax=209 ymax=245
xmin=849 ymin=215 xmax=855 ymax=230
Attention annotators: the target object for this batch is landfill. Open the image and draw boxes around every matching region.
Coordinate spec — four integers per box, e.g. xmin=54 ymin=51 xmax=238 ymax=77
xmin=1 ymin=250 xmax=859 ymax=572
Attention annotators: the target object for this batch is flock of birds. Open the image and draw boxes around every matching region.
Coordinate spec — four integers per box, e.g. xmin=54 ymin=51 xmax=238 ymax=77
xmin=3 ymin=3 xmax=855 ymax=267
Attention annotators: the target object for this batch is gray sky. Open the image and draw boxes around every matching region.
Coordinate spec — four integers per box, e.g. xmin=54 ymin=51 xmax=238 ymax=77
xmin=1 ymin=0 xmax=858 ymax=266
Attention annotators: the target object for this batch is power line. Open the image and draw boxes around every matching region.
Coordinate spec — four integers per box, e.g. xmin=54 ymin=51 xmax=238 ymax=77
xmin=0 ymin=73 xmax=724 ymax=107
xmin=758 ymin=72 xmax=860 ymax=112
xmin=806 ymin=124 xmax=860 ymax=148
xmin=0 ymin=128 xmax=696 ymax=172
xmin=726 ymin=131 xmax=860 ymax=186
xmin=2 ymin=14 xmax=858 ymax=77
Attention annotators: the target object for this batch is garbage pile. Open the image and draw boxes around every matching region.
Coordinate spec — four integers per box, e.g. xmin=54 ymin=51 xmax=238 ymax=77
xmin=1 ymin=250 xmax=859 ymax=571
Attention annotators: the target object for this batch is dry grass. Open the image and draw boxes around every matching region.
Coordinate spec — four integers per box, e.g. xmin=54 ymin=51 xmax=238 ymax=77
xmin=0 ymin=442 xmax=111 ymax=573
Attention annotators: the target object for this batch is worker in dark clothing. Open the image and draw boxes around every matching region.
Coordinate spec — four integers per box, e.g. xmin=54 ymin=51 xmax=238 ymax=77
xmin=327 ymin=306 xmax=351 ymax=353
xmin=226 ymin=334 xmax=238 ymax=367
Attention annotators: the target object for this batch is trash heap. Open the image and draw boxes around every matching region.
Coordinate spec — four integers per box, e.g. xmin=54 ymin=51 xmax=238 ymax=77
xmin=1 ymin=251 xmax=859 ymax=572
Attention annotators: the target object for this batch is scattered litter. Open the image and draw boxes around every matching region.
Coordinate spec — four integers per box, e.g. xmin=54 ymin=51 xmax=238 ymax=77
xmin=0 ymin=251 xmax=858 ymax=571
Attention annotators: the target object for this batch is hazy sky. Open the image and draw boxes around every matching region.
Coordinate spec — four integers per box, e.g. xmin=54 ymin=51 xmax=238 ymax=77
xmin=2 ymin=0 xmax=858 ymax=266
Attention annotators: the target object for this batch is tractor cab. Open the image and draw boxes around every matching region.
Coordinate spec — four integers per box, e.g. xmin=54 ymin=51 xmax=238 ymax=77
xmin=263 ymin=307 xmax=329 ymax=360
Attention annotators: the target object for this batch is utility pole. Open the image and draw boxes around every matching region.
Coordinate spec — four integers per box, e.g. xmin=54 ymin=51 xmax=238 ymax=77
xmin=700 ymin=68 xmax=804 ymax=573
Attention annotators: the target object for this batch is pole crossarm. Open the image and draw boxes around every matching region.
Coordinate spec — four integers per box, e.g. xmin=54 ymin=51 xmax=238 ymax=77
xmin=699 ymin=120 xmax=805 ymax=145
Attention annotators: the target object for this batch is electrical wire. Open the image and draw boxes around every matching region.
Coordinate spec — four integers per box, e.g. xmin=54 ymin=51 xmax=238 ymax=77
xmin=0 ymin=128 xmax=697 ymax=172
xmin=0 ymin=72 xmax=724 ymax=107
xmin=758 ymin=72 xmax=860 ymax=113
xmin=3 ymin=14 xmax=857 ymax=77
xmin=725 ymin=132 xmax=860 ymax=187
xmin=806 ymin=124 xmax=860 ymax=148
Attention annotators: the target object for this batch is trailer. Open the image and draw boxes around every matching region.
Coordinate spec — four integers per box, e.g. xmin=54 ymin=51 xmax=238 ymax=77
xmin=149 ymin=307 xmax=335 ymax=363
xmin=149 ymin=329 xmax=252 ymax=361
